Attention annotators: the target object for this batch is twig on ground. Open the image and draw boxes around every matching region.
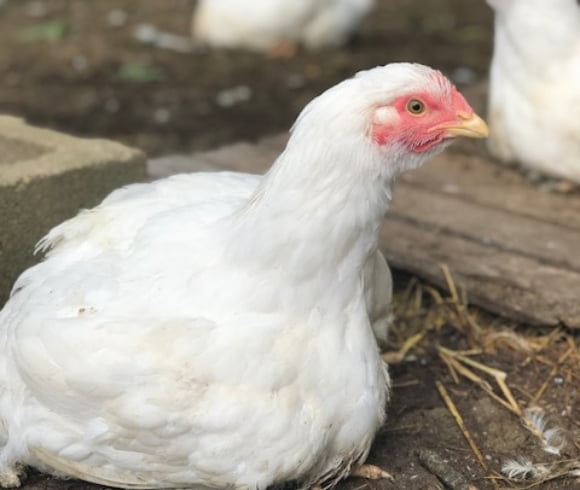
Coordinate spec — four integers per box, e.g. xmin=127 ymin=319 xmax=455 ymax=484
xmin=438 ymin=346 xmax=521 ymax=416
xmin=435 ymin=380 xmax=492 ymax=487
xmin=440 ymin=264 xmax=482 ymax=337
xmin=531 ymin=345 xmax=573 ymax=405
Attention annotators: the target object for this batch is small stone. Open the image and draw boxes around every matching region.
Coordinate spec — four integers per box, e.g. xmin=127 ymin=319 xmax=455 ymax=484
xmin=133 ymin=24 xmax=192 ymax=53
xmin=71 ymin=55 xmax=88 ymax=72
xmin=134 ymin=24 xmax=159 ymax=44
xmin=107 ymin=9 xmax=128 ymax=27
xmin=154 ymin=108 xmax=171 ymax=124
xmin=216 ymin=86 xmax=252 ymax=108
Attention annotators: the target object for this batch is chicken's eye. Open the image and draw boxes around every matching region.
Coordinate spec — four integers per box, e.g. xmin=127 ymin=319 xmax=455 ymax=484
xmin=406 ymin=99 xmax=425 ymax=115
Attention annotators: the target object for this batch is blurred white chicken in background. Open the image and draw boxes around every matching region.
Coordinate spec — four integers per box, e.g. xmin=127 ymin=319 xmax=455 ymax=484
xmin=192 ymin=0 xmax=375 ymax=55
xmin=486 ymin=0 xmax=580 ymax=182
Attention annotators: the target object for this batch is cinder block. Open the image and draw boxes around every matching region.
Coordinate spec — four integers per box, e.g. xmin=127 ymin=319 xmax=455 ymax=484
xmin=199 ymin=142 xmax=277 ymax=174
xmin=147 ymin=133 xmax=290 ymax=180
xmin=147 ymin=154 xmax=218 ymax=180
xmin=0 ymin=116 xmax=146 ymax=304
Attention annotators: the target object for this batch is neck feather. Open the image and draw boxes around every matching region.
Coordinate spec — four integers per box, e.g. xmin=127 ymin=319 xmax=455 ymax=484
xmin=226 ymin=133 xmax=394 ymax=283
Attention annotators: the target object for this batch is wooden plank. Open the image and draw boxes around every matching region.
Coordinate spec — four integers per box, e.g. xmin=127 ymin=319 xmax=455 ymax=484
xmin=400 ymin=153 xmax=580 ymax=229
xmin=380 ymin=217 xmax=580 ymax=328
xmin=390 ymin=180 xmax=580 ymax=271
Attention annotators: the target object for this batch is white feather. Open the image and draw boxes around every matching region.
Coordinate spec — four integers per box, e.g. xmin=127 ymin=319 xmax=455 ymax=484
xmin=486 ymin=0 xmax=580 ymax=181
xmin=523 ymin=407 xmax=567 ymax=455
xmin=501 ymin=457 xmax=548 ymax=480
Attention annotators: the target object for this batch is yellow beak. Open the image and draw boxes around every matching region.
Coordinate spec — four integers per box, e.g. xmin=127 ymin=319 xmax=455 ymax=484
xmin=433 ymin=112 xmax=489 ymax=139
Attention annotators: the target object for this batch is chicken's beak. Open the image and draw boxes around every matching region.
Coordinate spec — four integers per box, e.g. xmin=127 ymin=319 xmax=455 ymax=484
xmin=433 ymin=112 xmax=489 ymax=139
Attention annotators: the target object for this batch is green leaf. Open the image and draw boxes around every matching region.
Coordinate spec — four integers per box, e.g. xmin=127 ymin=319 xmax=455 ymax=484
xmin=17 ymin=19 xmax=67 ymax=43
xmin=117 ymin=62 xmax=165 ymax=84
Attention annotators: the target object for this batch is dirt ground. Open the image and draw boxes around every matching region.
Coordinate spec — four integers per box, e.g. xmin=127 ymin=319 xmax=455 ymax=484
xmin=0 ymin=0 xmax=493 ymax=155
xmin=1 ymin=1 xmax=579 ymax=490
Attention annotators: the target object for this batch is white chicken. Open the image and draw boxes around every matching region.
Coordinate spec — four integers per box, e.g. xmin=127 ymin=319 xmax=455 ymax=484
xmin=0 ymin=63 xmax=488 ymax=490
xmin=192 ymin=0 xmax=375 ymax=53
xmin=486 ymin=0 xmax=580 ymax=181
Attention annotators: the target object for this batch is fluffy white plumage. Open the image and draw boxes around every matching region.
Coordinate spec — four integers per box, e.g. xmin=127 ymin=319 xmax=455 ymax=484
xmin=191 ymin=0 xmax=375 ymax=51
xmin=486 ymin=0 xmax=580 ymax=181
xmin=0 ymin=63 xmax=486 ymax=490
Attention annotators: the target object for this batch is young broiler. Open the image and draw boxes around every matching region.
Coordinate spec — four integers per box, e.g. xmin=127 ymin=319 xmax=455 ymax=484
xmin=486 ymin=0 xmax=580 ymax=182
xmin=0 ymin=63 xmax=487 ymax=490
xmin=192 ymin=0 xmax=374 ymax=54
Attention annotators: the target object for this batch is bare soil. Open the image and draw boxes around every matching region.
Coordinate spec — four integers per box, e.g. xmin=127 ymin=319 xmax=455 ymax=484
xmin=0 ymin=1 xmax=578 ymax=490
xmin=0 ymin=0 xmax=493 ymax=155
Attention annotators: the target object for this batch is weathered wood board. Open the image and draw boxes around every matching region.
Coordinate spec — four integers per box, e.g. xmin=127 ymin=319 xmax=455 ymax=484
xmin=149 ymin=134 xmax=580 ymax=328
xmin=383 ymin=153 xmax=580 ymax=328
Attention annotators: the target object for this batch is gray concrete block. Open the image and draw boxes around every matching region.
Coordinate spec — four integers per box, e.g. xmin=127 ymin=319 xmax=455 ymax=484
xmin=0 ymin=116 xmax=146 ymax=305
xmin=147 ymin=134 xmax=289 ymax=181
xmin=199 ymin=141 xmax=279 ymax=174
xmin=147 ymin=154 xmax=218 ymax=180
